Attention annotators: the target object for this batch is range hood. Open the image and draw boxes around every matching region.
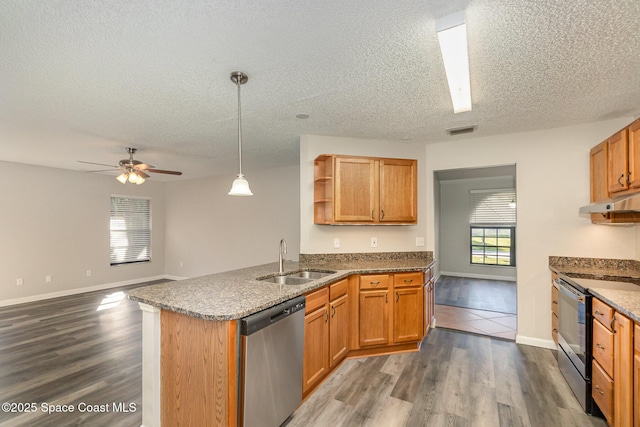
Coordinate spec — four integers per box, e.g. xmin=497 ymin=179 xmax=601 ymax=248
xmin=579 ymin=194 xmax=640 ymax=216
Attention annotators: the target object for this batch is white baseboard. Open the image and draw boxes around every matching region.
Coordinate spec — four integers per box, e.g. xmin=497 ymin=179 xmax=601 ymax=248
xmin=0 ymin=275 xmax=172 ymax=307
xmin=515 ymin=334 xmax=557 ymax=350
xmin=439 ymin=271 xmax=517 ymax=282
xmin=164 ymin=274 xmax=189 ymax=281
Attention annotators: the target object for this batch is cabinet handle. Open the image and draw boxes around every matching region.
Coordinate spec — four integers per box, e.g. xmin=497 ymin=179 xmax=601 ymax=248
xmin=618 ymin=173 xmax=625 ymax=186
xmin=385 ymin=293 xmax=388 ymax=303
xmin=404 ymin=279 xmax=413 ymax=283
xmin=331 ymin=305 xmax=336 ymax=318
xmin=553 ymin=328 xmax=558 ymax=333
xmin=324 ymin=309 xmax=328 ymax=323
xmin=595 ymin=342 xmax=605 ymax=350
xmin=370 ymin=281 xmax=380 ymax=286
xmin=371 ymin=210 xmax=374 ymax=220
xmin=610 ymin=313 xmax=616 ymax=333
xmin=395 ymin=291 xmax=399 ymax=302
xmin=627 ymin=172 xmax=632 ymax=185
xmin=552 ymin=301 xmax=558 ymax=305
xmin=594 ymin=310 xmax=602 ymax=316
xmin=594 ymin=385 xmax=604 ymax=395
xmin=381 ymin=210 xmax=385 ymax=220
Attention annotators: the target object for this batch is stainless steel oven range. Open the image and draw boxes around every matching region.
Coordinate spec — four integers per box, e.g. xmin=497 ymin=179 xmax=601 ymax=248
xmin=554 ymin=277 xmax=594 ymax=413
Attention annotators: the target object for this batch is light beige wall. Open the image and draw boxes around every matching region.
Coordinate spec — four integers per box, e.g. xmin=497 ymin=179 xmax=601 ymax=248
xmin=0 ymin=161 xmax=166 ymax=305
xmin=426 ymin=117 xmax=636 ymax=348
xmin=299 ymin=135 xmax=427 ymax=254
xmin=163 ymin=165 xmax=300 ymax=278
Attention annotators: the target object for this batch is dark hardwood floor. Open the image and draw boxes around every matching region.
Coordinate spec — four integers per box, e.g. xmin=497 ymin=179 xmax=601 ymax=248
xmin=435 ymin=275 xmax=517 ymax=314
xmin=0 ymin=282 xmax=167 ymax=427
xmin=1 ymin=281 xmax=605 ymax=427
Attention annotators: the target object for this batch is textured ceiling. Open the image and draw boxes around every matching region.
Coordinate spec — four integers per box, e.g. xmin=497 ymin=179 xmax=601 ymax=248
xmin=0 ymin=0 xmax=639 ymax=181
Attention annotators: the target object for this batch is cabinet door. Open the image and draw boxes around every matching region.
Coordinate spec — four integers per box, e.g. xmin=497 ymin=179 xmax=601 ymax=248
xmin=634 ymin=352 xmax=639 ymax=427
xmin=329 ymin=294 xmax=349 ymax=368
xmin=628 ymin=119 xmax=640 ymax=190
xmin=303 ymin=306 xmax=329 ymax=394
xmin=613 ymin=312 xmax=633 ymax=427
xmin=393 ymin=286 xmax=423 ymax=343
xmin=358 ymin=289 xmax=389 ymax=347
xmin=334 ymin=157 xmax=376 ymax=222
xmin=590 ymin=141 xmax=609 ymax=202
xmin=608 ymin=128 xmax=630 ymax=193
xmin=379 ymin=159 xmax=417 ymax=223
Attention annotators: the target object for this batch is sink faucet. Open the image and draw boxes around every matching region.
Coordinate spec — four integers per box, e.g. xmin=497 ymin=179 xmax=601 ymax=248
xmin=279 ymin=239 xmax=287 ymax=275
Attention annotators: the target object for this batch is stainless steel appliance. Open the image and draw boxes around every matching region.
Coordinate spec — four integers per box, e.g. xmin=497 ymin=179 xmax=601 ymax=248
xmin=554 ymin=277 xmax=593 ymax=413
xmin=240 ymin=296 xmax=306 ymax=427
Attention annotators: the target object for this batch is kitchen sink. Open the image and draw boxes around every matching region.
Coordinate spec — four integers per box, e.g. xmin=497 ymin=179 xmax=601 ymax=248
xmin=290 ymin=270 xmax=336 ymax=279
xmin=260 ymin=275 xmax=313 ymax=285
xmin=257 ymin=269 xmax=336 ymax=285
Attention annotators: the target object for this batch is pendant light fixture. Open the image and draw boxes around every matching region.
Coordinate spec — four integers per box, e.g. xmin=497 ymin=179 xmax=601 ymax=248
xmin=228 ymin=71 xmax=253 ymax=196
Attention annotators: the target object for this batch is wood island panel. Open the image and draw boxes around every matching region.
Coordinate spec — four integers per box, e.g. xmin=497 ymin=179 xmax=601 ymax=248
xmin=161 ymin=310 xmax=237 ymax=427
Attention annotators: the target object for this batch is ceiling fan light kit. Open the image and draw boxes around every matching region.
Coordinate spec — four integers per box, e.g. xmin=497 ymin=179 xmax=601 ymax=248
xmin=228 ymin=71 xmax=253 ymax=196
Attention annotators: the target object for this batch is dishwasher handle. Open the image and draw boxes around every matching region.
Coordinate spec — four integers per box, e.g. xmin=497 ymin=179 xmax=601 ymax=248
xmin=241 ymin=295 xmax=306 ymax=336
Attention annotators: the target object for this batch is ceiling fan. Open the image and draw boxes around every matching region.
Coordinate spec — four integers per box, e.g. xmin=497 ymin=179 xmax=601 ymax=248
xmin=79 ymin=147 xmax=182 ymax=185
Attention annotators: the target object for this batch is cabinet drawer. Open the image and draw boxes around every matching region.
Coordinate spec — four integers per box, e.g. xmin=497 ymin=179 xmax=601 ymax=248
xmin=394 ymin=272 xmax=423 ymax=288
xmin=592 ymin=360 xmax=614 ymax=425
xmin=551 ymin=286 xmax=558 ymax=316
xmin=593 ymin=318 xmax=614 ymax=378
xmin=329 ymin=279 xmax=348 ymax=301
xmin=592 ymin=298 xmax=614 ymax=331
xmin=359 ymin=274 xmax=390 ymax=290
xmin=305 ymin=287 xmax=329 ymax=313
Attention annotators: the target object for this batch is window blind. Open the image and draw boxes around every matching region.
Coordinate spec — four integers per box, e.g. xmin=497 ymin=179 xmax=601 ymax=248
xmin=469 ymin=188 xmax=516 ymax=224
xmin=110 ymin=196 xmax=151 ymax=265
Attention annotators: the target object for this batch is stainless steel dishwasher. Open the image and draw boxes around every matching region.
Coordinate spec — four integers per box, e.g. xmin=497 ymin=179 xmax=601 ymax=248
xmin=240 ymin=295 xmax=306 ymax=427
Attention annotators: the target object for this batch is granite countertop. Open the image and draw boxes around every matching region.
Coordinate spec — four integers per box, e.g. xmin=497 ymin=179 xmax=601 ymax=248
xmin=127 ymin=257 xmax=434 ymax=321
xmin=549 ymin=257 xmax=640 ymax=323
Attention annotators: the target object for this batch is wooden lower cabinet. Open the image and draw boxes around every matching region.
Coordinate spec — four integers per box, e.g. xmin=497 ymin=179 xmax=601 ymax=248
xmin=591 ymin=298 xmax=635 ymax=427
xmin=551 ymin=274 xmax=559 ymax=345
xmin=303 ymin=289 xmax=330 ymax=394
xmin=359 ymin=288 xmax=390 ymax=347
xmin=634 ymin=324 xmax=639 ymax=427
xmin=329 ymin=279 xmax=349 ymax=368
xmin=613 ymin=312 xmax=633 ymax=427
xmin=393 ymin=273 xmax=423 ymax=343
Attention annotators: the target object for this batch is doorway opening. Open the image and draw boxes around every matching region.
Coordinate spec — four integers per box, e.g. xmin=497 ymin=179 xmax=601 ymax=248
xmin=434 ymin=165 xmax=517 ymax=340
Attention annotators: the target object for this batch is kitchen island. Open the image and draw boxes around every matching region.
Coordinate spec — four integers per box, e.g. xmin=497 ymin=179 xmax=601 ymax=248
xmin=128 ymin=252 xmax=434 ymax=427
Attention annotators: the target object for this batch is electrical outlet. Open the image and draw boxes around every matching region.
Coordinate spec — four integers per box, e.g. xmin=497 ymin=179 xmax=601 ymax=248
xmin=45 ymin=275 xmax=52 ymax=283
xmin=17 ymin=278 xmax=23 ymax=286
xmin=86 ymin=269 xmax=92 ymax=277
xmin=370 ymin=237 xmax=378 ymax=248
xmin=179 ymin=261 xmax=184 ymax=268
xmin=333 ymin=238 xmax=340 ymax=248
xmin=416 ymin=237 xmax=425 ymax=247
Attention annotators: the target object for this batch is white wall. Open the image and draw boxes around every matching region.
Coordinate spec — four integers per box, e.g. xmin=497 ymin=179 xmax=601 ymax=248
xmin=426 ymin=117 xmax=637 ymax=348
xmin=0 ymin=161 xmax=166 ymax=305
xmin=300 ymin=135 xmax=427 ymax=254
xmin=439 ymin=176 xmax=517 ymax=280
xmin=163 ymin=165 xmax=300 ymax=278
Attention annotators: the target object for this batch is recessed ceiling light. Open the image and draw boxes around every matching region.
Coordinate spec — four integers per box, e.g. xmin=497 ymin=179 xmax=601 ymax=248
xmin=296 ymin=113 xmax=310 ymax=119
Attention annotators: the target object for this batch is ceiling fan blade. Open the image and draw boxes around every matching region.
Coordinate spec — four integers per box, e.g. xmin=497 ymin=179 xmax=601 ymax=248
xmin=147 ymin=169 xmax=183 ymax=175
xmin=136 ymin=170 xmax=150 ymax=179
xmin=85 ymin=169 xmax=121 ymax=173
xmin=78 ymin=160 xmax=119 ymax=168
xmin=136 ymin=163 xmax=155 ymax=170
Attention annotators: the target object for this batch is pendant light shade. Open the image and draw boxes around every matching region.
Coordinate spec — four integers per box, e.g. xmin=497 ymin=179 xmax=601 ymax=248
xmin=228 ymin=71 xmax=253 ymax=196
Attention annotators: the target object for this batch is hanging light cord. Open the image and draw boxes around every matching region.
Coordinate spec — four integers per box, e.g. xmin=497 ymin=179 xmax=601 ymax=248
xmin=236 ymin=76 xmax=243 ymax=176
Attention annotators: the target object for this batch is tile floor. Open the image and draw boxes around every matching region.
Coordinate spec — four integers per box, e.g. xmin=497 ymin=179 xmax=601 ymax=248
xmin=435 ymin=303 xmax=517 ymax=340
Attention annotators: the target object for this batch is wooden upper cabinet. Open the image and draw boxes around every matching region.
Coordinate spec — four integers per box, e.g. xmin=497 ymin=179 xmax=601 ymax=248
xmin=608 ymin=128 xmax=630 ymax=193
xmin=590 ymin=141 xmax=608 ymax=203
xmin=628 ymin=119 xmax=640 ymax=190
xmin=314 ymin=154 xmax=418 ymax=225
xmin=379 ymin=159 xmax=417 ymax=223
xmin=334 ymin=157 xmax=377 ymax=222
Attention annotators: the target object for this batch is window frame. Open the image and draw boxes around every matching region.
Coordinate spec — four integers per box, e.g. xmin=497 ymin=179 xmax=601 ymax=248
xmin=469 ymin=225 xmax=516 ymax=267
xmin=109 ymin=195 xmax=152 ymax=266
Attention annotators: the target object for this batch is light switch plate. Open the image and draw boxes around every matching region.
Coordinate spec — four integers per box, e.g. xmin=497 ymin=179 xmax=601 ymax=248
xmin=333 ymin=238 xmax=340 ymax=248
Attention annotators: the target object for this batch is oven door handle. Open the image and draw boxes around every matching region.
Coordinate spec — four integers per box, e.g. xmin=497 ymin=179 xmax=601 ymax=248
xmin=555 ymin=280 xmax=585 ymax=302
